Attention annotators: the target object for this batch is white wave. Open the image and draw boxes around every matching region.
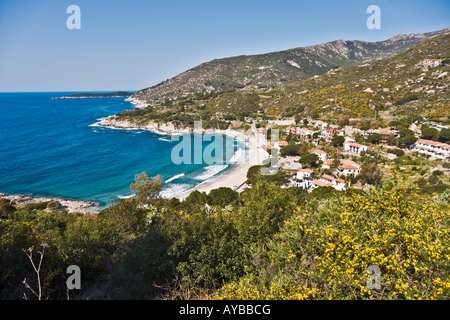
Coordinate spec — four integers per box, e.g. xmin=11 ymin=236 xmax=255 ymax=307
xmin=229 ymin=148 xmax=246 ymax=164
xmin=194 ymin=164 xmax=228 ymax=180
xmin=160 ymin=183 xmax=191 ymax=198
xmin=165 ymin=173 xmax=185 ymax=183
xmin=117 ymin=193 xmax=136 ymax=199
xmin=158 ymin=137 xmax=172 ymax=142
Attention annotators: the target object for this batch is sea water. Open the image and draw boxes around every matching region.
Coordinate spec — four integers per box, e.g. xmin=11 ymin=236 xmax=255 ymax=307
xmin=0 ymin=92 xmax=245 ymax=207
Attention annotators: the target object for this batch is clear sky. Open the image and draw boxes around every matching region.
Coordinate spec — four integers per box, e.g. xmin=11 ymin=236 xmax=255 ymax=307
xmin=0 ymin=0 xmax=449 ymax=92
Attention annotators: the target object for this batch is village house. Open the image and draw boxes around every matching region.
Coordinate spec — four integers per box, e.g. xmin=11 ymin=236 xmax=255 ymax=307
xmin=320 ymin=128 xmax=344 ymax=140
xmin=312 ymin=149 xmax=328 ymax=161
xmin=289 ymin=169 xmax=313 ymax=189
xmin=274 ymin=141 xmax=289 ymax=149
xmin=295 ymin=168 xmax=313 ymax=180
xmin=413 ymin=139 xmax=450 ymax=161
xmin=422 ymin=59 xmax=440 ymax=67
xmin=321 ymin=159 xmax=333 ymax=169
xmin=344 ymin=141 xmax=368 ymax=154
xmin=311 ymin=179 xmax=334 ymax=189
xmin=369 ymin=128 xmax=400 ymax=138
xmin=310 ymin=120 xmax=328 ymax=129
xmin=319 ymin=174 xmax=347 ymax=191
xmin=338 ymin=159 xmax=361 ymax=176
xmin=344 ymin=136 xmax=356 ymax=143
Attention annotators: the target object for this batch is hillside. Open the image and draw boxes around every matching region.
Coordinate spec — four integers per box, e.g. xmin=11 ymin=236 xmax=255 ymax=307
xmin=132 ymin=27 xmax=449 ymax=105
xmin=253 ymin=33 xmax=450 ymax=121
xmin=114 ymin=33 xmax=449 ymax=130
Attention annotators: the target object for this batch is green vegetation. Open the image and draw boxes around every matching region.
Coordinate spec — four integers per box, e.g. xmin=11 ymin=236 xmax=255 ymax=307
xmin=119 ymin=35 xmax=449 ymax=132
xmin=1 ymin=170 xmax=448 ymax=300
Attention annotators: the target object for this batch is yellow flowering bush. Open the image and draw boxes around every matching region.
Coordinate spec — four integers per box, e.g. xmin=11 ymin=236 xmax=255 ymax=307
xmin=213 ymin=177 xmax=449 ymax=300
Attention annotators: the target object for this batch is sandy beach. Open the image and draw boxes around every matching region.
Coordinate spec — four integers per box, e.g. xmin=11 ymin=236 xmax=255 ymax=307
xmin=174 ymin=123 xmax=269 ymax=200
xmin=93 ymin=115 xmax=270 ymax=200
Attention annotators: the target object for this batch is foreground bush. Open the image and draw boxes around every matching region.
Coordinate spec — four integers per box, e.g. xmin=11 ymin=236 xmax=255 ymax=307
xmin=213 ymin=177 xmax=449 ymax=300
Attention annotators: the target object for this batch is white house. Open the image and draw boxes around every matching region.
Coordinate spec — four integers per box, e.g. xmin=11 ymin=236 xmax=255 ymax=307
xmin=312 ymin=149 xmax=328 ymax=161
xmin=334 ymin=178 xmax=346 ymax=191
xmin=320 ymin=174 xmax=347 ymax=191
xmin=295 ymin=168 xmax=313 ymax=180
xmin=310 ymin=120 xmax=328 ymax=129
xmin=422 ymin=59 xmax=440 ymax=67
xmin=274 ymin=141 xmax=289 ymax=149
xmin=297 ymin=128 xmax=315 ymax=139
xmin=321 ymin=128 xmax=344 ymax=140
xmin=413 ymin=139 xmax=450 ymax=161
xmin=339 ymin=159 xmax=361 ymax=176
xmin=311 ymin=179 xmax=334 ymax=189
xmin=344 ymin=136 xmax=356 ymax=143
xmin=344 ymin=142 xmax=368 ymax=154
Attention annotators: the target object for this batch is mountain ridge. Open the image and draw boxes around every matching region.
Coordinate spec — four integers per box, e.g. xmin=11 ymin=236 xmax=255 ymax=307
xmin=132 ymin=27 xmax=450 ymax=105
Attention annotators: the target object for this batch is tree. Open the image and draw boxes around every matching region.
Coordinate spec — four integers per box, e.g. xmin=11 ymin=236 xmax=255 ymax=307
xmin=280 ymin=144 xmax=300 ymax=156
xmin=297 ymin=144 xmax=309 ymax=156
xmin=130 ymin=172 xmax=162 ymax=206
xmin=398 ymin=128 xmax=414 ymax=137
xmin=366 ymin=133 xmax=382 ymax=145
xmin=0 ymin=198 xmax=16 ymax=219
xmin=386 ymin=134 xmax=398 ymax=146
xmin=208 ymin=188 xmax=239 ymax=207
xmin=421 ymin=127 xmax=439 ymax=141
xmin=184 ymin=190 xmax=209 ymax=207
xmin=338 ymin=116 xmax=349 ymax=127
xmin=398 ymin=135 xmax=417 ymax=147
xmin=438 ymin=128 xmax=450 ymax=143
xmin=358 ymin=162 xmax=383 ymax=186
xmin=299 ymin=153 xmax=320 ymax=167
xmin=331 ymin=135 xmax=345 ymax=147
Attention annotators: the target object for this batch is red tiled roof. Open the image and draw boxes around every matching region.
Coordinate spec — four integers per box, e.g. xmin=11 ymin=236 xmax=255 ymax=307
xmin=321 ymin=174 xmax=336 ymax=181
xmin=313 ymin=149 xmax=327 ymax=154
xmin=342 ymin=164 xmax=359 ymax=170
xmin=312 ymin=180 xmax=333 ymax=187
xmin=418 ymin=139 xmax=450 ymax=148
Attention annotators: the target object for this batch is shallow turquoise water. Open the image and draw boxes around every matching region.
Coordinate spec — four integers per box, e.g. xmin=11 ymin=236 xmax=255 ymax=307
xmin=0 ymin=92 xmax=243 ymax=207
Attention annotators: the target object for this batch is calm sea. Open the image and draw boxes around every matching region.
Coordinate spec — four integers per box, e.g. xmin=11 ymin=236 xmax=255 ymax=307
xmin=0 ymin=92 xmax=244 ymax=207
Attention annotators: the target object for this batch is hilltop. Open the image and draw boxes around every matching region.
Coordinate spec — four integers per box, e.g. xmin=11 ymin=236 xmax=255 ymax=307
xmin=112 ymin=32 xmax=449 ymax=130
xmin=132 ymin=27 xmax=449 ymax=105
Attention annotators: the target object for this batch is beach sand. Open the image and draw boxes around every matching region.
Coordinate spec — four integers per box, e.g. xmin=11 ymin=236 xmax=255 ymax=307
xmin=92 ymin=104 xmax=270 ymax=201
xmin=174 ymin=123 xmax=269 ymax=200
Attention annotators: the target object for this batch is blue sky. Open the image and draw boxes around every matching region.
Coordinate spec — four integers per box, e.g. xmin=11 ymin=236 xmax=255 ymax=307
xmin=0 ymin=0 xmax=449 ymax=92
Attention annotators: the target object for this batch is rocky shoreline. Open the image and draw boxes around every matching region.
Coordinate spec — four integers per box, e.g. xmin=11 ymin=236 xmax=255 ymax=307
xmin=0 ymin=193 xmax=99 ymax=214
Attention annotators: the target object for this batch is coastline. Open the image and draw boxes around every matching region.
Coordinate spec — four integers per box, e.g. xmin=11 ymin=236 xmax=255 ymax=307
xmin=91 ymin=115 xmax=269 ymax=199
xmin=0 ymin=193 xmax=99 ymax=214
xmin=174 ymin=126 xmax=268 ymax=200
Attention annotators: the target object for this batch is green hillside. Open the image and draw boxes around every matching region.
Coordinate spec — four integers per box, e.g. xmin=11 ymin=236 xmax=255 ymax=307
xmin=132 ymin=28 xmax=449 ymax=106
xmin=117 ymin=34 xmax=449 ymax=129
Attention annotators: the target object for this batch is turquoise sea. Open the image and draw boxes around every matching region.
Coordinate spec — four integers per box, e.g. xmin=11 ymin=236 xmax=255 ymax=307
xmin=0 ymin=92 xmax=244 ymax=208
